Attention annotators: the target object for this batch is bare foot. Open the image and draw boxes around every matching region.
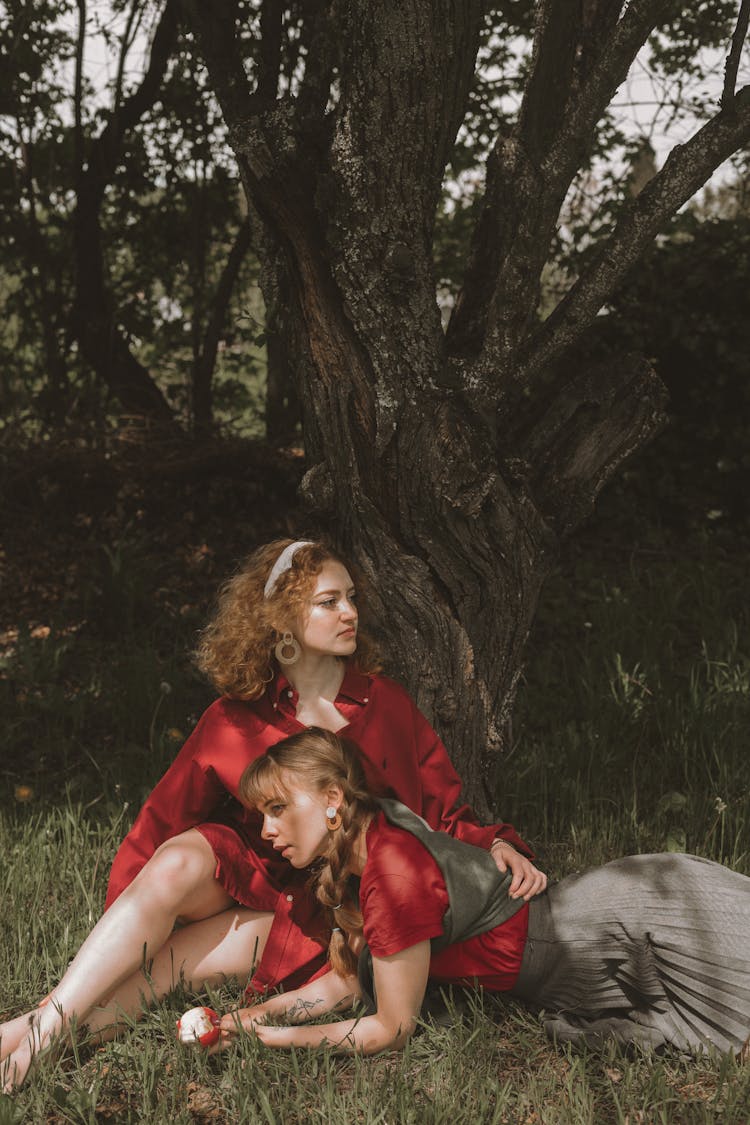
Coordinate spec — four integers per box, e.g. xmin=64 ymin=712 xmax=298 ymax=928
xmin=0 ymin=1011 xmax=42 ymax=1062
xmin=1 ymin=1037 xmax=36 ymax=1094
xmin=1 ymin=1001 xmax=62 ymax=1092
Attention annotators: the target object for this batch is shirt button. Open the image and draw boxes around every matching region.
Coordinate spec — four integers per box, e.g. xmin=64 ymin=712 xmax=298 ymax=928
xmin=286 ymin=894 xmax=294 ymax=902
xmin=287 ymin=689 xmax=293 ymax=697
xmin=363 ymin=697 xmax=369 ymax=702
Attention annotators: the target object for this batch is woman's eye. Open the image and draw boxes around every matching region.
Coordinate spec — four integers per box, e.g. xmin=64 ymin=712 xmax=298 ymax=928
xmin=270 ymin=803 xmax=285 ymax=815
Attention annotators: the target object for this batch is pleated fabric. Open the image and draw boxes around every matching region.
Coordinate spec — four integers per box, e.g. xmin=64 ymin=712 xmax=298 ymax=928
xmin=511 ymin=853 xmax=750 ymax=1055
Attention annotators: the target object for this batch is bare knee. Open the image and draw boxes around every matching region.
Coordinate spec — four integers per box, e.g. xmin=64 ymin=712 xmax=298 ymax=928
xmin=129 ymin=832 xmax=218 ymax=913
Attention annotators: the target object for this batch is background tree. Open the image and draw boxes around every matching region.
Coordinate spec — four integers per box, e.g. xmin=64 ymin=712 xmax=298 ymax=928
xmin=0 ymin=0 xmax=263 ymax=437
xmin=179 ymin=0 xmax=750 ymax=812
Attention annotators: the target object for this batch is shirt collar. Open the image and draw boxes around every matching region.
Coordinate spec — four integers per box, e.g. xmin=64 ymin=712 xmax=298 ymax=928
xmin=337 ymin=662 xmax=371 ymax=704
xmin=268 ymin=662 xmax=371 ymax=706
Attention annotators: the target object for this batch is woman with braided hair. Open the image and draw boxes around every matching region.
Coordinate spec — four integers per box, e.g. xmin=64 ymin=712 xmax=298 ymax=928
xmin=1 ymin=538 xmax=545 ymax=1091
xmin=214 ymin=728 xmax=750 ymax=1058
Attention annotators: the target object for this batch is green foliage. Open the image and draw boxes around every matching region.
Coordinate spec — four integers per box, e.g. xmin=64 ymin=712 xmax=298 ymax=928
xmin=591 ymin=213 xmax=750 ymax=529
xmin=513 ymin=526 xmax=750 ymax=875
xmin=0 ymin=4 xmax=267 ymax=437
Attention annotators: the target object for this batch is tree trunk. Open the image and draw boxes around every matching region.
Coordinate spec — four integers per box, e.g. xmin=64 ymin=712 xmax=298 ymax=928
xmin=184 ymin=0 xmax=750 ymax=813
xmin=72 ymin=183 xmax=176 ymax=424
xmin=262 ymin=254 xmax=302 ymax=446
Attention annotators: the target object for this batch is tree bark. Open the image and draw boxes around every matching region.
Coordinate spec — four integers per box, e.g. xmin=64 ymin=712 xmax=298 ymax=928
xmin=184 ymin=0 xmax=750 ymax=814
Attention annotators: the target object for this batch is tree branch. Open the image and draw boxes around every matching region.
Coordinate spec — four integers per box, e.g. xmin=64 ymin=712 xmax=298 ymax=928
xmin=333 ymin=0 xmax=484 ymax=241
xmin=87 ymin=0 xmax=181 ymax=204
xmin=180 ymin=0 xmax=269 ymax=121
xmin=449 ymin=1 xmax=669 ymax=365
xmin=522 ymin=86 xmax=750 ymax=386
xmin=257 ymin=0 xmax=283 ymax=101
xmin=193 ymin=219 xmax=253 ymax=436
xmin=722 ymin=0 xmax=750 ymax=107
xmin=74 ymin=0 xmax=86 ymax=189
xmin=296 ymin=0 xmax=337 ymax=126
xmin=72 ymin=0 xmax=181 ymax=422
xmin=523 ymin=353 xmax=668 ymax=537
xmin=113 ymin=0 xmax=144 ymax=117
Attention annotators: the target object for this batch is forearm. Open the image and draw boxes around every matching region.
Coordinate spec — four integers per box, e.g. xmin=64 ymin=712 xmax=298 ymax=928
xmin=255 ymin=1012 xmax=411 ymax=1055
xmin=245 ymin=944 xmax=429 ymax=1056
xmin=225 ymin=971 xmax=359 ymax=1030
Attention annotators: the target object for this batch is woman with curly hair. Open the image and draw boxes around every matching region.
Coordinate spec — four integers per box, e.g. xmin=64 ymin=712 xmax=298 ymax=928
xmin=221 ymin=729 xmax=750 ymax=1058
xmin=1 ymin=539 xmax=545 ymax=1090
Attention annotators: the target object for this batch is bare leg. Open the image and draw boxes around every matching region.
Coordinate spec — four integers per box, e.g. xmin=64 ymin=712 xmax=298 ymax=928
xmin=1 ymin=829 xmax=235 ymax=1089
xmin=86 ymin=907 xmax=273 ymax=1039
xmin=2 ymin=907 xmax=273 ymax=1090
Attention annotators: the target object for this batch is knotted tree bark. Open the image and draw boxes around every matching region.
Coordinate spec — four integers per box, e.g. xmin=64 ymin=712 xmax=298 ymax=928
xmin=184 ymin=0 xmax=750 ymax=814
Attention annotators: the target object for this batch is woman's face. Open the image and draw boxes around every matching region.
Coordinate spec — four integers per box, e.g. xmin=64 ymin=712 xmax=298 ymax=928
xmin=297 ymin=560 xmax=358 ymax=658
xmin=258 ymin=775 xmax=339 ymax=868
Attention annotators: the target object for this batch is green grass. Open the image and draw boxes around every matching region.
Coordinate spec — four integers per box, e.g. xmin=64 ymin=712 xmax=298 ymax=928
xmin=1 ymin=525 xmax=750 ymax=1120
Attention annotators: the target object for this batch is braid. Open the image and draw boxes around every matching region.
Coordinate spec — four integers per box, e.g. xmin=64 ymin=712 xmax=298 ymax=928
xmin=315 ymin=753 xmax=376 ymax=976
xmin=239 ymin=728 xmax=379 ymax=977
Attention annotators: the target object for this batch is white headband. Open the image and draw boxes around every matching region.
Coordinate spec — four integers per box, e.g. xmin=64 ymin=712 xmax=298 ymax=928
xmin=263 ymin=540 xmax=314 ymax=598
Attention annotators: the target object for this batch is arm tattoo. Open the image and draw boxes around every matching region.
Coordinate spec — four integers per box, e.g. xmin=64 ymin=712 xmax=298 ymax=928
xmin=283 ymin=997 xmax=324 ymax=1024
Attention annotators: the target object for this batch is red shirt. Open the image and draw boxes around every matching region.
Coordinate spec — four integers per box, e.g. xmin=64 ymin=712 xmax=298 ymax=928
xmin=105 ymin=665 xmax=532 ymax=992
xmin=361 ymin=813 xmax=528 ymax=991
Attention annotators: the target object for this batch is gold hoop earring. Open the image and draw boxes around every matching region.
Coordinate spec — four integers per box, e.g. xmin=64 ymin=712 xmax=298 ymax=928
xmin=275 ymin=630 xmax=301 ymax=665
xmin=326 ymin=805 xmax=342 ymax=831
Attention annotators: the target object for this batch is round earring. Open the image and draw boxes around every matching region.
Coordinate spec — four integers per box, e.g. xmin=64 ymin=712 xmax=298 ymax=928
xmin=326 ymin=805 xmax=342 ymax=831
xmin=274 ymin=630 xmax=301 ymax=665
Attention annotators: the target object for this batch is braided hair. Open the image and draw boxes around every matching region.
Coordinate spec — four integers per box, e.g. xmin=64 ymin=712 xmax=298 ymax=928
xmin=240 ymin=728 xmax=379 ymax=977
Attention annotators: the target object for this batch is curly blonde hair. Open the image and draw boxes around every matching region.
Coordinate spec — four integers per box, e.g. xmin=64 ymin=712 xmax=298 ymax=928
xmin=240 ymin=728 xmax=378 ymax=978
xmin=195 ymin=539 xmax=380 ymax=700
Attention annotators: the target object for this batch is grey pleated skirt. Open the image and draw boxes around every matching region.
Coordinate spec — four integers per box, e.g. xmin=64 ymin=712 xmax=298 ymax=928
xmin=511 ymin=853 xmax=750 ymax=1055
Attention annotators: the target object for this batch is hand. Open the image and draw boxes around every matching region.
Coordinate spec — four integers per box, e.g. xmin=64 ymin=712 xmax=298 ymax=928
xmin=216 ymin=1011 xmax=321 ymax=1052
xmin=219 ymin=1006 xmax=266 ymax=1039
xmin=490 ymin=840 xmax=547 ymax=900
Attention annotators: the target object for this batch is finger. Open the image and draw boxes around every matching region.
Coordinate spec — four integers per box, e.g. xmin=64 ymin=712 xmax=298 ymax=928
xmin=510 ymin=873 xmax=532 ymax=898
xmin=507 ymin=862 xmax=529 ymax=895
xmin=493 ymin=853 xmax=509 ymax=874
xmin=521 ymin=872 xmax=547 ymax=901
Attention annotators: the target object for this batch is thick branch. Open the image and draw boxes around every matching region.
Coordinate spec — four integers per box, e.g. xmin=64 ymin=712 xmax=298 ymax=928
xmin=723 ymin=0 xmax=750 ymax=107
xmin=334 ymin=0 xmax=483 ymax=241
xmin=86 ymin=0 xmax=180 ymax=204
xmin=180 ymin=0 xmax=270 ymax=120
xmin=296 ymin=0 xmax=337 ymax=125
xmin=257 ymin=0 xmax=283 ymax=101
xmin=449 ymin=0 xmax=668 ymax=363
xmin=522 ymin=86 xmax=750 ymax=385
xmin=113 ymin=0 xmax=144 ymax=116
xmin=518 ymin=0 xmax=598 ymax=169
xmin=522 ymin=354 xmax=668 ymax=536
xmin=186 ymin=4 xmax=382 ymax=459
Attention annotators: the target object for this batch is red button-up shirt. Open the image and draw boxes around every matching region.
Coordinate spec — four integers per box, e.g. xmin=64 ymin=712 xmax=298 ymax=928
xmin=105 ymin=665 xmax=532 ymax=991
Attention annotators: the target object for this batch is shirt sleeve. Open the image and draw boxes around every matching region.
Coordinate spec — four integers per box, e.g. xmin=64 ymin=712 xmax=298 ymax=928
xmin=410 ymin=696 xmax=535 ymax=858
xmin=361 ymin=830 xmax=449 ymax=957
xmin=104 ymin=703 xmax=232 ymax=907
